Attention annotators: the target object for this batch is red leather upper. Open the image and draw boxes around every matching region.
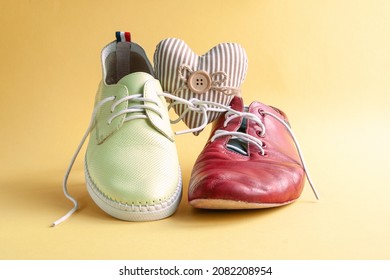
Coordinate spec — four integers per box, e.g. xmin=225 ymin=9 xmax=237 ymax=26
xmin=188 ymin=96 xmax=306 ymax=205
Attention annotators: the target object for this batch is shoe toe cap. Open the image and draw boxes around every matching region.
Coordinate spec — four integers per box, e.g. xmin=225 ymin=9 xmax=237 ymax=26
xmin=189 ymin=160 xmax=305 ymax=205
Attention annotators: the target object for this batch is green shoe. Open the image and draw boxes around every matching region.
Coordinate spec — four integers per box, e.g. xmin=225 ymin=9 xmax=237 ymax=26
xmin=53 ymin=32 xmax=182 ymax=225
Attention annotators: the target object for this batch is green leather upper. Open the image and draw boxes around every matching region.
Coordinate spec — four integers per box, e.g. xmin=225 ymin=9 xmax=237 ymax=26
xmin=86 ymin=72 xmax=180 ymax=206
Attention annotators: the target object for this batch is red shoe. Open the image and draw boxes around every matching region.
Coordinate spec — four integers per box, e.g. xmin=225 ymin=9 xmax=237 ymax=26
xmin=188 ymin=96 xmax=319 ymax=209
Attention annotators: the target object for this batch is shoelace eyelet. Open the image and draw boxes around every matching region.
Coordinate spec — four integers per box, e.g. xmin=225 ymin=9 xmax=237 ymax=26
xmin=259 ymin=151 xmax=268 ymax=157
xmin=256 ymin=130 xmax=265 ymax=138
xmin=258 ymin=108 xmax=265 ymax=116
xmin=110 ymin=96 xmax=117 ymax=113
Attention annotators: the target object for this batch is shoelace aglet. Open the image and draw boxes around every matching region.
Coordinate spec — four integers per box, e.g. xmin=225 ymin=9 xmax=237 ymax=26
xmin=300 ymin=156 xmax=320 ymax=201
xmin=51 ymin=202 xmax=78 ymax=227
xmin=309 ymin=178 xmax=320 ymax=201
xmin=51 ymin=196 xmax=79 ymax=227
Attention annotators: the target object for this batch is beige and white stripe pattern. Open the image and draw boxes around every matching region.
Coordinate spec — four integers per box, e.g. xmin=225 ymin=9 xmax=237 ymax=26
xmin=154 ymin=38 xmax=248 ymax=135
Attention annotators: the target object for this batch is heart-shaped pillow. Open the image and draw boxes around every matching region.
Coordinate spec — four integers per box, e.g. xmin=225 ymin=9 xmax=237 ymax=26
xmin=154 ymin=38 xmax=248 ymax=135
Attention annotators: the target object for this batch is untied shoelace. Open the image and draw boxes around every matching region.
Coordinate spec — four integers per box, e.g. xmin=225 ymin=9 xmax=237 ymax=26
xmin=155 ymin=98 xmax=319 ymax=199
xmin=52 ymin=96 xmax=319 ymax=226
xmin=52 ymin=92 xmax=204 ymax=227
xmin=208 ymin=103 xmax=320 ymax=200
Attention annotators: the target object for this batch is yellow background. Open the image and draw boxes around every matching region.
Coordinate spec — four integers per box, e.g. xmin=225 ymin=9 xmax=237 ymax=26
xmin=1 ymin=0 xmax=389 ymax=259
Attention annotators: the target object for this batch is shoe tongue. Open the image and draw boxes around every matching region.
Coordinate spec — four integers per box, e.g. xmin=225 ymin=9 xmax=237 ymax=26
xmin=229 ymin=96 xmax=244 ymax=112
xmin=117 ymin=72 xmax=155 ymax=94
xmin=225 ymin=96 xmax=247 ymax=156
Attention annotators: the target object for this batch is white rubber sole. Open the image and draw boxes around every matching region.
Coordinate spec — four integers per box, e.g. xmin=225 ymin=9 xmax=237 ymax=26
xmin=189 ymin=198 xmax=296 ymax=209
xmin=85 ymin=161 xmax=182 ymax=222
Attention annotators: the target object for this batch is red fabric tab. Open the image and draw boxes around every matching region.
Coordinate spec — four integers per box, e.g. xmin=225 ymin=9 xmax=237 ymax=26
xmin=124 ymin=32 xmax=131 ymax=42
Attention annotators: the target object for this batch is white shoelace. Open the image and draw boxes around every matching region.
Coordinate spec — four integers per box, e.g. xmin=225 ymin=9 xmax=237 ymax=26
xmin=52 ymin=94 xmax=318 ymax=226
xmin=164 ymin=98 xmax=319 ymax=200
xmin=51 ymin=96 xmax=114 ymax=227
xmin=164 ymin=97 xmax=228 ymax=135
xmin=210 ymin=106 xmax=320 ymax=200
xmin=52 ymin=92 xmax=199 ymax=227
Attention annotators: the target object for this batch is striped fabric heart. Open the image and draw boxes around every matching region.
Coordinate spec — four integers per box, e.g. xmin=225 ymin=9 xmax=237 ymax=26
xmin=154 ymin=38 xmax=248 ymax=135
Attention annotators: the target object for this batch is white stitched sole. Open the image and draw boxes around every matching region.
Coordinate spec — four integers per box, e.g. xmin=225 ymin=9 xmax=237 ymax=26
xmin=189 ymin=198 xmax=296 ymax=209
xmin=85 ymin=160 xmax=182 ymax=222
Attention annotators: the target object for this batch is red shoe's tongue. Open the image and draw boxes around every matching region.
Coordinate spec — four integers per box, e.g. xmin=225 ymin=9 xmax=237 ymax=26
xmin=229 ymin=96 xmax=244 ymax=112
xmin=223 ymin=96 xmax=248 ymax=156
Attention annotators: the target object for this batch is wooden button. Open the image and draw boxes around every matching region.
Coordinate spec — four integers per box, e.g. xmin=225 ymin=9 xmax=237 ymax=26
xmin=187 ymin=70 xmax=211 ymax=94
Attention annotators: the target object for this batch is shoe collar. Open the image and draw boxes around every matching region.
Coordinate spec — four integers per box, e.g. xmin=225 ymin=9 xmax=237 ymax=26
xmin=101 ymin=41 xmax=155 ymax=85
